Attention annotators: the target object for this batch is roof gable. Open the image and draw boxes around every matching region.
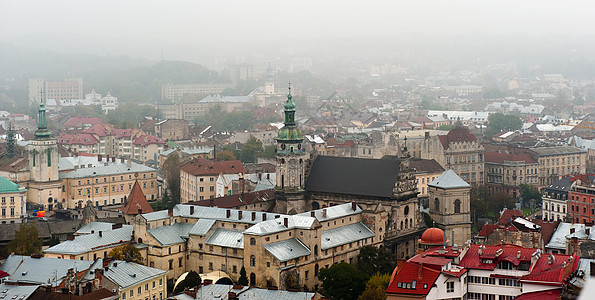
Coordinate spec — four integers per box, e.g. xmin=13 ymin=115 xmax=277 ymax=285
xmin=428 ymin=170 xmax=470 ymax=189
xmin=122 ymin=181 xmax=154 ymax=215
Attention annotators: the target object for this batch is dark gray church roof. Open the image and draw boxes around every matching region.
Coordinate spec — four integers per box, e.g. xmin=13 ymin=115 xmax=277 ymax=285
xmin=305 ymin=155 xmax=400 ymax=198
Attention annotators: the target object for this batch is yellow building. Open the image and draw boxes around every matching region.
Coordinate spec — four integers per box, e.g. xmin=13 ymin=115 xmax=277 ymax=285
xmin=180 ymin=158 xmax=245 ymax=203
xmin=98 ymin=260 xmax=168 ymax=300
xmin=44 ymin=224 xmax=134 ymax=260
xmin=410 ymin=158 xmax=445 ymax=198
xmin=0 ymin=177 xmax=27 ymax=224
xmin=59 ymin=156 xmax=158 ymax=209
xmin=530 ymin=146 xmax=587 ymax=187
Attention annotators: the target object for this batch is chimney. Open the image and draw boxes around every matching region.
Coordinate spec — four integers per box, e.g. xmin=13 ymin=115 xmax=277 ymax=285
xmin=352 ymin=202 xmax=357 ymax=211
xmin=284 ymin=217 xmax=288 ymax=228
xmin=98 ymin=154 xmax=102 ymax=162
xmin=113 ymin=262 xmax=117 ymax=268
xmin=67 ymin=235 xmax=75 ymax=241
xmin=570 ymin=227 xmax=575 ymax=234
xmin=478 ymin=245 xmax=483 ymax=256
xmin=30 ymin=253 xmax=42 ymax=259
xmin=517 ymin=250 xmax=521 ymax=259
xmin=203 ymin=279 xmax=213 ymax=286
xmin=106 ymin=155 xmax=110 ymax=162
xmin=252 ymin=212 xmax=256 ymax=221
xmin=120 ymin=158 xmax=124 ymax=163
xmin=323 ymin=209 xmax=327 ymax=218
xmin=98 ymin=231 xmax=103 ymax=238
xmin=311 ymin=211 xmax=315 ymax=217
xmin=262 ymin=213 xmax=267 ymax=221
xmin=138 ymin=208 xmax=142 ymax=215
xmin=238 ymin=211 xmax=243 ymax=220
xmin=586 ymin=228 xmax=591 ymax=236
xmin=168 ymin=208 xmax=173 ymax=218
xmin=190 ymin=206 xmax=195 ymax=215
xmin=548 ymin=254 xmax=555 ymax=264
xmin=226 ymin=209 xmax=231 ymax=218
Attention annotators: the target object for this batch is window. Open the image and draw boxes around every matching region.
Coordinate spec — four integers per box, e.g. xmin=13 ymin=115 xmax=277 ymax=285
xmin=454 ymin=199 xmax=461 ymax=213
xmin=446 ymin=281 xmax=454 ymax=293
xmin=434 ymin=198 xmax=440 ymax=211
xmin=250 ymin=255 xmax=256 ymax=267
xmin=138 ymin=287 xmax=141 ymax=294
xmin=250 ymin=237 xmax=256 ymax=245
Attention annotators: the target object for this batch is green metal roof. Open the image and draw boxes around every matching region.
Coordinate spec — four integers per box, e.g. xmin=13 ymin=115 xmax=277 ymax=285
xmin=0 ymin=177 xmax=21 ymax=193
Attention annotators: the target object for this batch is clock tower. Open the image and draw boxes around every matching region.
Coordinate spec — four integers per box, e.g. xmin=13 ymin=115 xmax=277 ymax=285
xmin=275 ymin=83 xmax=308 ymax=213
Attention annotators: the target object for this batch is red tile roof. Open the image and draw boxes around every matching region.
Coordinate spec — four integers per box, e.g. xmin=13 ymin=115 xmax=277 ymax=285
xmin=121 ymin=181 xmax=154 ymax=215
xmin=532 ymin=219 xmax=560 ymax=245
xmin=181 ymin=158 xmax=246 ymax=176
xmin=386 ymin=261 xmax=441 ymax=295
xmin=484 ymin=152 xmax=537 ymax=164
xmin=410 ymin=159 xmax=445 ymax=174
xmin=442 ymin=268 xmax=467 ymax=278
xmin=438 ymin=127 xmax=478 ymax=149
xmin=408 ymin=254 xmax=452 ymax=270
xmin=497 ymin=209 xmax=524 ymax=225
xmin=514 ymin=289 xmax=561 ymax=300
xmin=84 ymin=124 xmax=115 ymax=137
xmin=133 ymin=135 xmax=165 ymax=146
xmin=57 ymin=133 xmax=99 ymax=145
xmin=477 ymin=224 xmax=502 ymax=237
xmin=188 ymin=189 xmax=275 ymax=209
xmin=64 ymin=117 xmax=103 ymax=127
xmin=519 ymin=253 xmax=579 ymax=286
xmin=458 ymin=244 xmax=536 ymax=270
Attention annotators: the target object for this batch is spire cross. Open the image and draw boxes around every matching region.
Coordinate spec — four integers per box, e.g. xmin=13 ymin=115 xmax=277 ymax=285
xmin=288 ymin=81 xmax=292 ymax=95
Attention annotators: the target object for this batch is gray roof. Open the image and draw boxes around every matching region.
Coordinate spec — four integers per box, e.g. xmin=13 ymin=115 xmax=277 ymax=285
xmin=59 ymin=159 xmax=155 ymax=179
xmin=0 ymin=284 xmax=38 ymax=299
xmin=205 ymin=228 xmax=244 ymax=249
xmin=545 ymin=223 xmax=594 ymax=250
xmin=75 ymin=221 xmax=115 ymax=235
xmin=244 ymin=216 xmax=315 ymax=236
xmin=530 ymin=145 xmax=587 ymax=156
xmin=142 ymin=204 xmax=284 ymax=224
xmin=569 ymin=135 xmax=595 ymax=150
xmin=147 ymin=223 xmax=194 ymax=246
xmin=101 ymin=260 xmax=167 ymax=289
xmin=44 ymin=225 xmax=133 ymax=255
xmin=428 ymin=170 xmax=471 ymax=189
xmin=305 ymin=155 xmax=402 ymax=198
xmin=188 ymin=219 xmax=217 ymax=236
xmin=296 ymin=202 xmax=360 ymax=222
xmin=321 ymin=222 xmax=375 ymax=250
xmin=188 ymin=284 xmax=315 ymax=300
xmin=0 ymin=255 xmax=94 ymax=286
xmin=263 ymin=238 xmax=311 ymax=262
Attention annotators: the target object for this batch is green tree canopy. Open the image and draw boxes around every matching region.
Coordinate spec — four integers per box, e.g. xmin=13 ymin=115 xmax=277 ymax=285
xmin=7 ymin=223 xmax=42 ymax=255
xmin=358 ymin=273 xmax=391 ymax=300
xmin=239 ymin=136 xmax=263 ymax=163
xmin=173 ymin=270 xmax=201 ymax=294
xmin=485 ymin=113 xmax=523 ymax=138
xmin=108 ymin=243 xmax=144 ymax=264
xmin=319 ymin=262 xmax=366 ymax=300
xmin=356 ymin=246 xmax=397 ymax=279
xmin=520 ymin=183 xmax=542 ymax=206
xmin=163 ymin=153 xmax=181 ymax=203
xmin=216 ymin=150 xmax=236 ymax=161
xmin=238 ymin=266 xmax=249 ymax=286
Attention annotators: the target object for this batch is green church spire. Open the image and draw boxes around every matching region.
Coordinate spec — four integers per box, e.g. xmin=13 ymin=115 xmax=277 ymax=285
xmin=276 ymin=81 xmax=303 ymax=152
xmin=34 ymin=101 xmax=52 ymax=139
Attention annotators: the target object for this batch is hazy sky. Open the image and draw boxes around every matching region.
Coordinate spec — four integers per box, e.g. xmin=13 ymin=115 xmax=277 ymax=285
xmin=1 ymin=0 xmax=594 ymax=63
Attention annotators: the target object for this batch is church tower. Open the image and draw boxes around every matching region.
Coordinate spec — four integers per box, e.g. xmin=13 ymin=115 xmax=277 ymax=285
xmin=27 ymin=101 xmax=60 ymax=210
xmin=428 ymin=170 xmax=472 ymax=247
xmin=275 ymin=83 xmax=308 ymax=214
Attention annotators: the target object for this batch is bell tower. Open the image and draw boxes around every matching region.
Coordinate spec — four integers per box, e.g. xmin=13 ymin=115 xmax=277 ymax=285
xmin=274 ymin=83 xmax=308 ymax=213
xmin=27 ymin=101 xmax=60 ymax=210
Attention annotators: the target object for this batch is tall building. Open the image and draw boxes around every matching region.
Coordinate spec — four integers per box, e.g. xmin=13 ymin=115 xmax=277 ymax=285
xmin=0 ymin=177 xmax=27 ymax=224
xmin=161 ymin=83 xmax=233 ymax=101
xmin=28 ymin=78 xmax=83 ymax=106
xmin=26 ymin=101 xmax=61 ymax=210
xmin=428 ymin=170 xmax=472 ymax=247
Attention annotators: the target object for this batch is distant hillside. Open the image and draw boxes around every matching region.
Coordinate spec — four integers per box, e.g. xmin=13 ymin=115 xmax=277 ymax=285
xmin=0 ymin=43 xmax=230 ymax=104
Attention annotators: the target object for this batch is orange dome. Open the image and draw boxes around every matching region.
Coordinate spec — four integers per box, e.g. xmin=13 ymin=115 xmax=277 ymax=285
xmin=419 ymin=228 xmax=446 ymax=245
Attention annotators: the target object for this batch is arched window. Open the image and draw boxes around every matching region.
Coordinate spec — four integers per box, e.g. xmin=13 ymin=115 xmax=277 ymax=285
xmin=312 ymin=202 xmax=320 ymax=210
xmin=454 ymin=199 xmax=461 ymax=213
xmin=434 ymin=198 xmax=440 ymax=211
xmin=315 ymin=264 xmax=319 ymax=276
xmin=404 ymin=206 xmax=409 ymax=216
xmin=314 ymin=245 xmax=318 ymax=256
xmin=410 ymin=219 xmax=413 ymax=228
xmin=400 ymin=221 xmax=403 ymax=230
xmin=405 ymin=218 xmax=408 ymax=228
xmin=250 ymin=255 xmax=256 ymax=267
xmin=250 ymin=238 xmax=256 ymax=246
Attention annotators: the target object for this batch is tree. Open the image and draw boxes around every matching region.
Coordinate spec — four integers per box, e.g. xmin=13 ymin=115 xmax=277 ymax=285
xmin=108 ymin=243 xmax=143 ymax=264
xmin=520 ymin=183 xmax=542 ymax=207
xmin=260 ymin=145 xmax=276 ymax=159
xmin=216 ymin=150 xmax=236 ymax=161
xmin=49 ymin=234 xmax=61 ymax=247
xmin=163 ymin=153 xmax=181 ymax=203
xmin=356 ymin=246 xmax=397 ymax=279
xmin=319 ymin=262 xmax=366 ymax=300
xmin=7 ymin=223 xmax=42 ymax=255
xmin=239 ymin=136 xmax=263 ymax=163
xmin=487 ymin=192 xmax=516 ymax=216
xmin=485 ymin=113 xmax=522 ymax=138
xmin=173 ymin=270 xmax=201 ymax=294
xmin=238 ymin=266 xmax=249 ymax=286
xmin=358 ymin=273 xmax=391 ymax=300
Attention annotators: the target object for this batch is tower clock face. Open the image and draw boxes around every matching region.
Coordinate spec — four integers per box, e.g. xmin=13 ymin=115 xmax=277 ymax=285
xmin=281 ymin=144 xmax=286 ymax=150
